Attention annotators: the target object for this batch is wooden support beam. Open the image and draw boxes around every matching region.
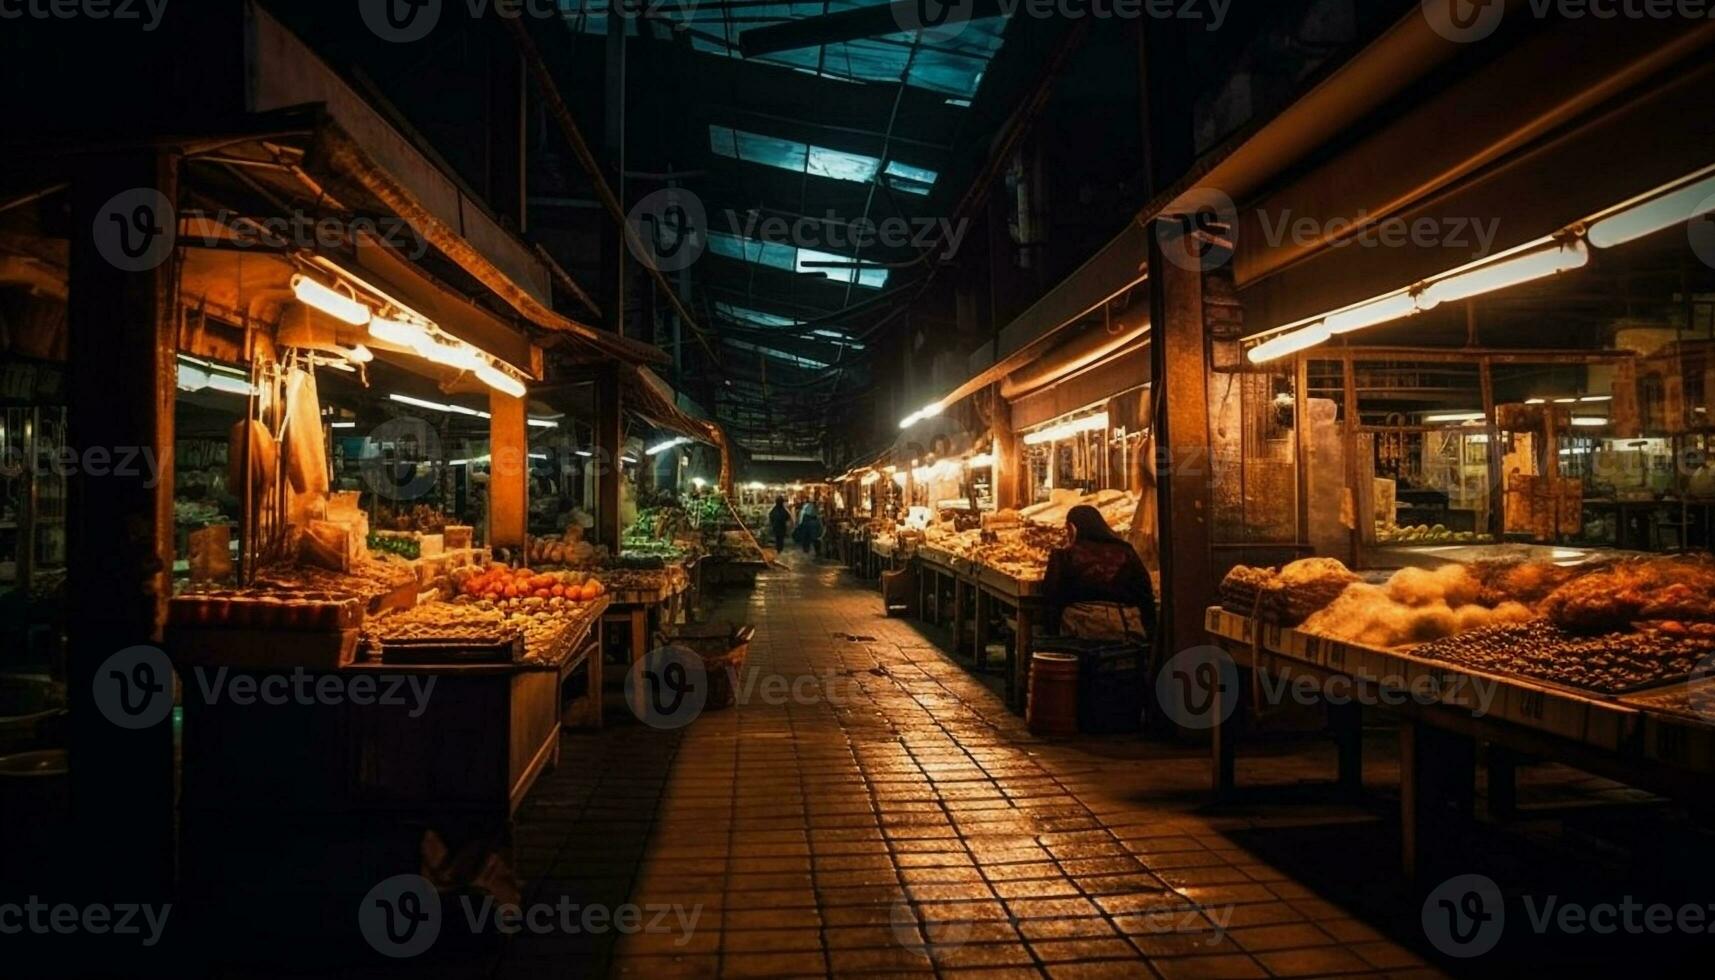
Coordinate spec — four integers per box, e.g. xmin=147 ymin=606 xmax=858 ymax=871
xmin=1147 ymin=239 xmax=1216 ymax=666
xmin=489 ymin=390 xmax=527 ymax=551
xmin=991 ymin=385 xmax=1020 ymax=511
xmin=66 ymin=150 xmax=178 ymax=899
xmin=596 ymin=364 xmax=623 ymax=549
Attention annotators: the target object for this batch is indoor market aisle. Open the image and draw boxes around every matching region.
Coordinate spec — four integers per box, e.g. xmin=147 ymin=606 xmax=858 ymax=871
xmin=497 ymin=552 xmax=1437 ymax=980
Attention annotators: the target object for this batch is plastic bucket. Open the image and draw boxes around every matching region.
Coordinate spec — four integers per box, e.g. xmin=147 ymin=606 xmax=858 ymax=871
xmin=1027 ymin=652 xmax=1081 ymax=737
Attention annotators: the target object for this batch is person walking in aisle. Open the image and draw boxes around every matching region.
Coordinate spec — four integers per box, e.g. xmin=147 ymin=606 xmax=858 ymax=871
xmin=793 ymin=498 xmax=824 ymax=554
xmin=768 ymin=496 xmax=791 ymax=554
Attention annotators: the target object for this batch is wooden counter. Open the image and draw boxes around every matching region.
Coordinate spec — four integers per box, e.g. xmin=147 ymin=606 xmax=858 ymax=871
xmin=1204 ymin=606 xmax=1715 ymax=876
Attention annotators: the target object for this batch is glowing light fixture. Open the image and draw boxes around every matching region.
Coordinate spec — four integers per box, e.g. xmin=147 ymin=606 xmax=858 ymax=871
xmin=899 ymin=401 xmax=945 ymax=429
xmin=1570 ymin=416 xmax=1608 ymax=427
xmin=527 ymin=418 xmax=558 ymax=430
xmin=291 ymin=274 xmax=370 ymax=326
xmin=1247 ymin=322 xmax=1332 ymax=364
xmin=1418 ymin=240 xmax=1589 ymax=310
xmin=966 ymin=454 xmax=995 ymax=469
xmin=330 ymin=421 xmax=357 ymax=429
xmin=1023 ymin=413 xmax=1110 ymax=445
xmin=647 ymin=436 xmax=692 ymax=456
xmin=1586 ymin=171 xmax=1715 ymax=249
xmin=369 ymin=315 xmax=427 ymax=348
xmin=1323 ymin=291 xmax=1420 ymax=335
xmin=1424 ymin=411 xmax=1487 ymax=423
xmin=389 ymin=393 xmax=489 ymax=418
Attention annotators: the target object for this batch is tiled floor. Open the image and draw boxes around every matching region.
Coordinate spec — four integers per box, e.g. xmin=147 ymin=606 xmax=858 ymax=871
xmin=497 ymin=554 xmax=1444 ymax=979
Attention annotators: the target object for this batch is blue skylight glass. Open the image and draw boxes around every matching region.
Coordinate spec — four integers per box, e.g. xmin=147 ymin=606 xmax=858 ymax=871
xmin=709 ymin=124 xmax=931 ymax=194
xmin=708 ymin=232 xmax=888 ymax=288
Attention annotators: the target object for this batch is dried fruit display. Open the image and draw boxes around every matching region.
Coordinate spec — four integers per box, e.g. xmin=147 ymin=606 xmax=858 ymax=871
xmin=1414 ymin=620 xmax=1715 ymax=695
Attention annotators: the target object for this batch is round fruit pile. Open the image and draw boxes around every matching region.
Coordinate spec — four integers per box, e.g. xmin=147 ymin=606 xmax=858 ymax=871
xmin=454 ymin=565 xmax=607 ymax=603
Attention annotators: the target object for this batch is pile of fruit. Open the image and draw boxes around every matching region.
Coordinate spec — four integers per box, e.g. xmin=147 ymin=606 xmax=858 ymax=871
xmin=452 ymin=565 xmax=607 ymax=603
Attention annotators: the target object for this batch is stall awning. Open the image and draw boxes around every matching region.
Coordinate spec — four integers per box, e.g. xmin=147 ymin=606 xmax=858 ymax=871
xmin=623 ymin=365 xmax=734 ymax=493
xmin=244 ymin=2 xmax=667 ymax=369
xmin=1230 ymin=17 xmax=1715 ymax=332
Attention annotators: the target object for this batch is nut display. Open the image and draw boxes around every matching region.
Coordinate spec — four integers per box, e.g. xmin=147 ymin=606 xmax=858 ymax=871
xmin=1415 ymin=620 xmax=1715 ymax=695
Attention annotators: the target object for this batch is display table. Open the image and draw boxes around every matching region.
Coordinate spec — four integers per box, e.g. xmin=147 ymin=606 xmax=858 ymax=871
xmin=599 ymin=574 xmax=691 ymax=718
xmin=171 ymin=595 xmax=609 ymax=822
xmin=1204 ymin=606 xmax=1715 ymax=875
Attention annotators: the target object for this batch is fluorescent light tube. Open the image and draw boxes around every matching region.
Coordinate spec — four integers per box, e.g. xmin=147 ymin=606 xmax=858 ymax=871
xmin=1323 ymin=292 xmax=1419 ymax=335
xmin=291 ymin=275 xmax=371 ymax=326
xmin=1424 ymin=411 xmax=1487 ymax=423
xmin=369 ymin=316 xmax=426 ymax=348
xmin=1247 ymin=323 xmax=1332 ymax=364
xmin=1418 ymin=241 xmax=1589 ymax=310
xmin=388 ymin=393 xmax=489 ymax=418
xmin=1587 ymin=172 xmax=1715 ymax=249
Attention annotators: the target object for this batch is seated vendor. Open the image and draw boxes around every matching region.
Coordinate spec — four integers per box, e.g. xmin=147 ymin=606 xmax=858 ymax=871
xmin=1042 ymin=505 xmax=1156 ymax=641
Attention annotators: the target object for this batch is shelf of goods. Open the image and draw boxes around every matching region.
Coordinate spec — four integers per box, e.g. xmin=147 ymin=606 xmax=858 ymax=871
xmin=920 ymin=488 xmax=1139 ymax=585
xmin=169 ymin=554 xmax=615 ymax=838
xmin=1211 ymin=554 xmax=1715 ymax=773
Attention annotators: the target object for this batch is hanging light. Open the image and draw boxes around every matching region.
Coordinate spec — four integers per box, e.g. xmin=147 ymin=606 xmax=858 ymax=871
xmin=369 ymin=315 xmax=428 ymax=349
xmin=1323 ymin=291 xmax=1420 ymax=335
xmin=647 ymin=436 xmax=692 ymax=456
xmin=1417 ymin=240 xmax=1589 ymax=310
xmin=1586 ymin=170 xmax=1715 ymax=249
xmin=1424 ymin=411 xmax=1487 ymax=423
xmin=1023 ymin=413 xmax=1110 ymax=445
xmin=291 ymin=275 xmax=371 ymax=326
xmin=1247 ymin=323 xmax=1333 ymax=364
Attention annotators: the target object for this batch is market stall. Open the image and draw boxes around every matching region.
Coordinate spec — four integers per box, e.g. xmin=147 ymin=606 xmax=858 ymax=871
xmin=1179 ymin=18 xmax=1715 ymax=872
xmin=887 ymin=315 xmax=1156 ymax=709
